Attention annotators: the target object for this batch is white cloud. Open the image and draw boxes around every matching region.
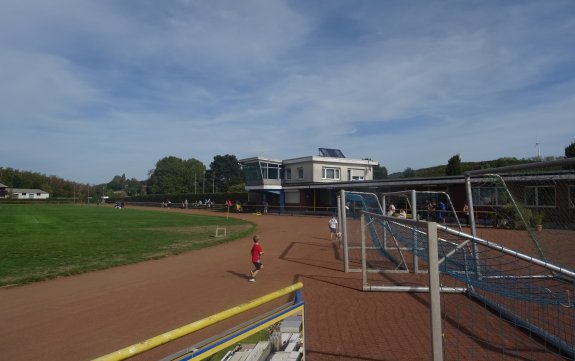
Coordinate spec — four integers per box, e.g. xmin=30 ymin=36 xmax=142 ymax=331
xmin=0 ymin=0 xmax=574 ymax=183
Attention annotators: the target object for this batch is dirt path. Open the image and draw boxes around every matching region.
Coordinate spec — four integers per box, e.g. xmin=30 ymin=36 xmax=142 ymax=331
xmin=0 ymin=208 xmax=565 ymax=360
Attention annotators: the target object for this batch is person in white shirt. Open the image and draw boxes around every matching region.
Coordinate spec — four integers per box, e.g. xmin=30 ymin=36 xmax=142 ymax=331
xmin=328 ymin=215 xmax=338 ymax=240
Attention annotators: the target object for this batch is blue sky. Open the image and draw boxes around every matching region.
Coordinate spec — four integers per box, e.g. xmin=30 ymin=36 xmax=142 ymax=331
xmin=1 ymin=0 xmax=574 ymax=184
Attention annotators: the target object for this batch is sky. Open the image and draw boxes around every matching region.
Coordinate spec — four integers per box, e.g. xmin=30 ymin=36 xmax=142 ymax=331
xmin=1 ymin=0 xmax=574 ymax=184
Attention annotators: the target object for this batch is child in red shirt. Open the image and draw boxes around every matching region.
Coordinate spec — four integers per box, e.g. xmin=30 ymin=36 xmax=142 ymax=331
xmin=249 ymin=235 xmax=264 ymax=282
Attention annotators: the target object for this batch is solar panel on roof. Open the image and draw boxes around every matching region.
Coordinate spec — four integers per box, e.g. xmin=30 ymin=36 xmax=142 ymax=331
xmin=318 ymin=148 xmax=345 ymax=158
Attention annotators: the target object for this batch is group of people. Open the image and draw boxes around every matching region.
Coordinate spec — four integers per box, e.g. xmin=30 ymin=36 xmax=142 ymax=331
xmin=192 ymin=199 xmax=214 ymax=207
xmin=386 ymin=203 xmax=407 ymax=218
xmin=226 ymin=199 xmax=243 ymax=213
xmin=421 ymin=199 xmax=447 ymax=223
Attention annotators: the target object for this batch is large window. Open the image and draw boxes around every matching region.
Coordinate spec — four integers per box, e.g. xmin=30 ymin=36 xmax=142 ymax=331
xmin=243 ymin=164 xmax=261 ymax=182
xmin=348 ymin=168 xmax=365 ymax=181
xmin=261 ymin=162 xmax=281 ymax=180
xmin=471 ymin=187 xmax=508 ymax=206
xmin=322 ymin=167 xmax=341 ymax=180
xmin=525 ymin=186 xmax=555 ymax=207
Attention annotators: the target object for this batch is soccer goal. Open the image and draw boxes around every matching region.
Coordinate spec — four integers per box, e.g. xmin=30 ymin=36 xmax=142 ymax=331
xmin=338 ymin=189 xmax=461 ymax=275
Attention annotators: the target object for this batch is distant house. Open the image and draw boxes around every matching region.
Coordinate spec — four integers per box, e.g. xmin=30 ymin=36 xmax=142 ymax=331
xmin=0 ymin=180 xmax=50 ymax=199
xmin=0 ymin=182 xmax=8 ymax=198
xmin=7 ymin=187 xmax=50 ymax=200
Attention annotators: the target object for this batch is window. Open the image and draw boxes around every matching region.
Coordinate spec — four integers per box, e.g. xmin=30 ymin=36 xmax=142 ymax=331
xmin=570 ymin=186 xmax=575 ymax=208
xmin=261 ymin=162 xmax=281 ymax=180
xmin=471 ymin=187 xmax=507 ymax=206
xmin=285 ymin=168 xmax=292 ymax=180
xmin=348 ymin=169 xmax=365 ymax=181
xmin=525 ymin=186 xmax=555 ymax=207
xmin=243 ymin=164 xmax=262 ymax=182
xmin=322 ymin=167 xmax=341 ymax=180
xmin=297 ymin=167 xmax=304 ymax=179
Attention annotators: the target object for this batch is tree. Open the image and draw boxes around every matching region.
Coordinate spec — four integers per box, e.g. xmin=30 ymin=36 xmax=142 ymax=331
xmin=209 ymin=154 xmax=243 ymax=193
xmin=402 ymin=167 xmax=415 ymax=178
xmin=565 ymin=141 xmax=575 ymax=158
xmin=373 ymin=164 xmax=388 ymax=179
xmin=125 ymin=178 xmax=144 ymax=196
xmin=148 ymin=156 xmax=206 ymax=194
xmin=446 ymin=154 xmax=462 ymax=176
xmin=108 ymin=174 xmax=126 ymax=191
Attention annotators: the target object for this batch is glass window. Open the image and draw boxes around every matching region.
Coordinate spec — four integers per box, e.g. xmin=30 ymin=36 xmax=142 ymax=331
xmin=322 ymin=167 xmax=341 ymax=180
xmin=525 ymin=186 xmax=555 ymax=207
xmin=569 ymin=186 xmax=575 ymax=208
xmin=285 ymin=168 xmax=292 ymax=180
xmin=472 ymin=187 xmax=505 ymax=206
xmin=261 ymin=162 xmax=281 ymax=180
xmin=297 ymin=167 xmax=304 ymax=179
xmin=242 ymin=164 xmax=261 ymax=182
xmin=348 ymin=169 xmax=365 ymax=181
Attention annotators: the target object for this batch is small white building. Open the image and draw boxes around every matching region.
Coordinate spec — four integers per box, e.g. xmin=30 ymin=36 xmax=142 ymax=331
xmin=0 ymin=182 xmax=8 ymax=198
xmin=8 ymin=188 xmax=50 ymax=200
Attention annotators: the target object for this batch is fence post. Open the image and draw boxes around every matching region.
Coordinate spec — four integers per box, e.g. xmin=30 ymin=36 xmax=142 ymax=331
xmin=340 ymin=189 xmax=349 ymax=272
xmin=427 ymin=221 xmax=444 ymax=361
xmin=361 ymin=213 xmax=367 ymax=290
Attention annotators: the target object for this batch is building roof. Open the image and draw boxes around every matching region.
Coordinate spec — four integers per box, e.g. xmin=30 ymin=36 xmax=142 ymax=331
xmin=9 ymin=188 xmax=49 ymax=194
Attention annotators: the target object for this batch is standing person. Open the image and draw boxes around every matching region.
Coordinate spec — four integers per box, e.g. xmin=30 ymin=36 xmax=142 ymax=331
xmin=249 ymin=235 xmax=264 ymax=282
xmin=438 ymin=201 xmax=446 ymax=224
xmin=387 ymin=203 xmax=396 ymax=216
xmin=463 ymin=203 xmax=470 ymax=225
xmin=328 ymin=214 xmax=338 ymax=241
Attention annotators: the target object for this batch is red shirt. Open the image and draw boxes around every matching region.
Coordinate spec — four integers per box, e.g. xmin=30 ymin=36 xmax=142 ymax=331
xmin=251 ymin=243 xmax=263 ymax=262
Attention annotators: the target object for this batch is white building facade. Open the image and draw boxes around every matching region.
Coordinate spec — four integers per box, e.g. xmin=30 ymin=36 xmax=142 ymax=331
xmin=239 ymin=149 xmax=378 ymax=212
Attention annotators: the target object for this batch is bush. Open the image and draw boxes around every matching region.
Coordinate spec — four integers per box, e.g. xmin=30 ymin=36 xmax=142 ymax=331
xmin=496 ymin=203 xmax=532 ymax=229
xmin=531 ymin=211 xmax=544 ymax=226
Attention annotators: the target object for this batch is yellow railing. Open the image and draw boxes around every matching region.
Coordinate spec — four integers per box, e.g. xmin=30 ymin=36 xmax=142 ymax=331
xmin=92 ymin=282 xmax=303 ymax=361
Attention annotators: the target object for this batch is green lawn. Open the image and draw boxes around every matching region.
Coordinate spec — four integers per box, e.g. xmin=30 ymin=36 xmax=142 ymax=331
xmin=0 ymin=204 xmax=255 ymax=287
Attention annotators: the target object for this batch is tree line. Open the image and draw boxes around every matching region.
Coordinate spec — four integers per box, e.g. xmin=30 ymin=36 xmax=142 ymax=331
xmin=0 ymin=154 xmax=243 ymax=200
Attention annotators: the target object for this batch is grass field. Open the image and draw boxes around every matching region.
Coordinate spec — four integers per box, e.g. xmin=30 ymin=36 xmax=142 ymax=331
xmin=0 ymin=204 xmax=255 ymax=287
